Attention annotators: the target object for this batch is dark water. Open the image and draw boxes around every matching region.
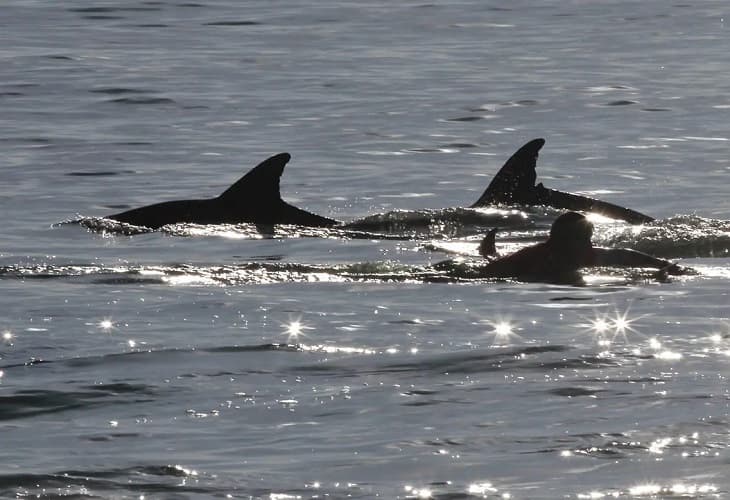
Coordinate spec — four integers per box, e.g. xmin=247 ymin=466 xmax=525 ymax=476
xmin=1 ymin=1 xmax=729 ymax=498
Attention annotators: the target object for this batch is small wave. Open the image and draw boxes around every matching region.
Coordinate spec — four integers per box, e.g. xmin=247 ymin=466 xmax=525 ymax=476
xmin=107 ymin=97 xmax=176 ymax=105
xmin=89 ymin=87 xmax=152 ymax=95
xmin=279 ymin=346 xmax=619 ymax=396
xmin=74 ymin=217 xmax=154 ymax=235
xmin=0 ymin=467 xmax=360 ymax=499
xmin=205 ymin=343 xmax=302 ymax=354
xmin=404 ymin=147 xmax=459 ymax=153
xmin=82 ymin=15 xmax=125 ymax=20
xmin=586 ymin=84 xmax=637 ymax=92
xmin=204 ymin=20 xmax=261 ymax=26
xmin=0 ymin=258 xmax=695 ymax=287
xmin=444 ymin=115 xmax=484 ymax=122
xmin=0 ymin=385 xmax=156 ymax=421
xmin=547 ymin=386 xmax=605 ymax=397
xmin=0 ymin=465 xmax=216 ymax=499
xmin=73 ymin=216 xmax=412 ymax=240
xmin=0 ymin=262 xmax=431 ymax=286
xmin=0 ymin=136 xmax=51 ymax=144
xmin=595 ymin=215 xmax=730 ymax=258
xmin=67 ymin=6 xmax=161 ymax=12
xmin=66 ymin=171 xmax=135 ymax=177
xmin=344 ymin=207 xmax=537 ymax=238
xmin=74 ymin=207 xmax=539 ymax=240
xmin=605 ymin=100 xmax=638 ymax=106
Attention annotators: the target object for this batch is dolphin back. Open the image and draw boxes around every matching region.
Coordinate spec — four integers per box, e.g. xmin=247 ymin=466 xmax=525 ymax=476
xmin=535 ymin=186 xmax=654 ymax=224
xmin=218 ymin=152 xmax=337 ymax=226
xmin=469 ymin=138 xmax=654 ymax=224
xmin=107 ymin=152 xmax=338 ymax=228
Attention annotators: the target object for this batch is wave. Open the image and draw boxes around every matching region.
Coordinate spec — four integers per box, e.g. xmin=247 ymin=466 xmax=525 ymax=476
xmin=343 ymin=207 xmax=541 ymax=237
xmin=71 ymin=207 xmax=547 ymax=240
xmin=107 ymin=97 xmax=176 ymax=105
xmin=1 ymin=258 xmax=685 ymax=286
xmin=0 ymin=465 xmax=218 ymax=499
xmin=594 ymin=215 xmax=730 ymax=258
xmin=59 ymin=210 xmax=730 ymax=280
xmin=70 ymin=210 xmax=730 ymax=258
xmin=0 ymin=384 xmax=159 ymax=421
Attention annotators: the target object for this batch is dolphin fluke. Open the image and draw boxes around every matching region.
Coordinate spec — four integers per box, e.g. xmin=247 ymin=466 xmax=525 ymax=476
xmin=108 ymin=153 xmax=338 ymax=229
xmin=470 ymin=139 xmax=654 ymax=224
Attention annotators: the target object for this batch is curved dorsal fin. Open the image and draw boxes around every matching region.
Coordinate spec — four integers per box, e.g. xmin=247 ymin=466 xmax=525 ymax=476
xmin=471 ymin=138 xmax=545 ymax=207
xmin=478 ymin=228 xmax=498 ymax=257
xmin=218 ymin=152 xmax=291 ymax=203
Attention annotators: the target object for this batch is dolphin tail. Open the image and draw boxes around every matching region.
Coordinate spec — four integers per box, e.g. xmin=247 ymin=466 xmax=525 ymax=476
xmin=217 ymin=152 xmax=338 ymax=227
xmin=470 ymin=138 xmax=545 ymax=207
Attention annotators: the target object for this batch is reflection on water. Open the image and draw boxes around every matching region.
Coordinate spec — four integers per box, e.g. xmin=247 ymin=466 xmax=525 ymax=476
xmin=2 ymin=0 xmax=730 ymax=497
xmin=578 ymin=482 xmax=718 ymax=498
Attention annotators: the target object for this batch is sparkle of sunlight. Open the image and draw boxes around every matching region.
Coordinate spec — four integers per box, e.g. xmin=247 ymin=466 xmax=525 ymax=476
xmin=483 ymin=317 xmax=520 ymax=345
xmin=403 ymin=485 xmax=432 ymax=498
xmin=99 ymin=319 xmax=114 ymax=332
xmin=578 ymin=307 xmax=647 ymax=344
xmin=467 ymin=482 xmax=499 ymax=496
xmin=628 ymin=483 xmax=662 ymax=496
xmin=648 ymin=437 xmax=672 ymax=454
xmin=281 ymin=316 xmax=315 ymax=344
xmin=626 ymin=482 xmax=717 ymax=496
xmin=584 ymin=212 xmax=618 ymax=224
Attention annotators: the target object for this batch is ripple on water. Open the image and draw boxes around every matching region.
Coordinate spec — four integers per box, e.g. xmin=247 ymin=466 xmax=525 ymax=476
xmin=107 ymin=97 xmax=177 ymax=105
xmin=0 ymin=383 xmax=158 ymax=421
xmin=595 ymin=215 xmax=730 ymax=258
xmin=89 ymin=87 xmax=154 ymax=95
xmin=66 ymin=170 xmax=136 ymax=177
xmin=67 ymin=6 xmax=162 ymax=13
xmin=203 ymin=20 xmax=262 ymax=26
xmin=605 ymin=100 xmax=638 ymax=106
xmin=0 ymin=465 xmax=218 ymax=499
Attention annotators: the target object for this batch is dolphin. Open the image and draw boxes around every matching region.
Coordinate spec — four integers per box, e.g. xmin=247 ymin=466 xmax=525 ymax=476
xmin=470 ymin=138 xmax=654 ymax=224
xmin=105 ymin=140 xmax=653 ymax=230
xmin=107 ymin=152 xmax=338 ymax=229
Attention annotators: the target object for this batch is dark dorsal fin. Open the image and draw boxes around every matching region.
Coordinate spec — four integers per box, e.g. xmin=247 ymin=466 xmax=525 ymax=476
xmin=478 ymin=228 xmax=498 ymax=258
xmin=218 ymin=152 xmax=291 ymax=203
xmin=470 ymin=138 xmax=545 ymax=207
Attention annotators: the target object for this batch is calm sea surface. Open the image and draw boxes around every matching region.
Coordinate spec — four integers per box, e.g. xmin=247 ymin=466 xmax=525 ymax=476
xmin=1 ymin=1 xmax=730 ymax=498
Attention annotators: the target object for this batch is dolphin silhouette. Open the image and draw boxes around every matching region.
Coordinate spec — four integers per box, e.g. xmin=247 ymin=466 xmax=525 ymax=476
xmin=107 ymin=140 xmax=653 ymax=230
xmin=470 ymin=138 xmax=654 ymax=224
xmin=107 ymin=152 xmax=338 ymax=229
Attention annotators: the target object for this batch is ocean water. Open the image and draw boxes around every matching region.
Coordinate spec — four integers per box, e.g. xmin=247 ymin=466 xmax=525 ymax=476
xmin=1 ymin=1 xmax=730 ymax=498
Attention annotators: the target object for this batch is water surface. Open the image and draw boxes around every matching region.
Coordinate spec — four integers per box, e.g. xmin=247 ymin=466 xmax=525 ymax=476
xmin=1 ymin=1 xmax=729 ymax=498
